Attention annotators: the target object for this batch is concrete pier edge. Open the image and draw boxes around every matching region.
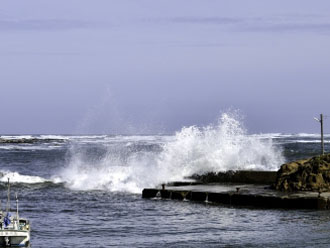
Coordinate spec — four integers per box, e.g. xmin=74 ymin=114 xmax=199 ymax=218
xmin=142 ymin=171 xmax=330 ymax=210
xmin=142 ymin=188 xmax=330 ymax=210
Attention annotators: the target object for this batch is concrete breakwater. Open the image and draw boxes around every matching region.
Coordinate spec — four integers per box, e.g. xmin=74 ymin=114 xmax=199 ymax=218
xmin=143 ymin=155 xmax=330 ymax=210
xmin=142 ymin=183 xmax=330 ymax=210
xmin=142 ymin=167 xmax=330 ymax=210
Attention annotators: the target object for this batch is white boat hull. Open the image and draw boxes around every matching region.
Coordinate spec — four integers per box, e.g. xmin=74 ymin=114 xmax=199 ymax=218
xmin=0 ymin=230 xmax=30 ymax=247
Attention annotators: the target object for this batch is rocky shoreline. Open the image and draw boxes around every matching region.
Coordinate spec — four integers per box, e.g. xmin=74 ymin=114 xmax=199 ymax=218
xmin=274 ymin=154 xmax=330 ymax=192
xmin=0 ymin=137 xmax=66 ymax=144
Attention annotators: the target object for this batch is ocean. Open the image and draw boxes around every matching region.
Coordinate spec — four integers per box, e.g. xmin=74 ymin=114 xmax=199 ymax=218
xmin=0 ymin=115 xmax=330 ymax=247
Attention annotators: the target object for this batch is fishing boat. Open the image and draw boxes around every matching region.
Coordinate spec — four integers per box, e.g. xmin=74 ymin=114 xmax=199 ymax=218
xmin=0 ymin=179 xmax=30 ymax=247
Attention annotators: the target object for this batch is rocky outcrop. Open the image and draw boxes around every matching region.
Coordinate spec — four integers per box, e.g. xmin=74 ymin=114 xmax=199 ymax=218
xmin=0 ymin=138 xmax=65 ymax=144
xmin=274 ymin=154 xmax=330 ymax=192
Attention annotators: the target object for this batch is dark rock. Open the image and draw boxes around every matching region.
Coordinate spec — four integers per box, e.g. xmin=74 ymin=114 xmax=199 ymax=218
xmin=191 ymin=170 xmax=276 ymax=184
xmin=274 ymin=154 xmax=330 ymax=192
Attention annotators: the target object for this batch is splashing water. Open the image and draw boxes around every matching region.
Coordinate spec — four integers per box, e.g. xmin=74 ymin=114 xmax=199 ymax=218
xmin=58 ymin=113 xmax=284 ymax=193
xmin=58 ymin=151 xmax=158 ymax=193
xmin=157 ymin=113 xmax=284 ymax=181
xmin=0 ymin=171 xmax=50 ymax=184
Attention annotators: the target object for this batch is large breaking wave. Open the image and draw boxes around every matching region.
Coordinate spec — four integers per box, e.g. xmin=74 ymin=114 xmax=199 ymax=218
xmin=57 ymin=113 xmax=284 ymax=193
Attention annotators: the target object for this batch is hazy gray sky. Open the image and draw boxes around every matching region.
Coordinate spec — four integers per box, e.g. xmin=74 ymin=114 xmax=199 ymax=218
xmin=1 ymin=0 xmax=330 ymax=134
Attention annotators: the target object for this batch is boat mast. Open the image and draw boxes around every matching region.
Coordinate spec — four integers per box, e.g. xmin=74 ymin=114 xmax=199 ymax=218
xmin=16 ymin=193 xmax=19 ymax=221
xmin=6 ymin=178 xmax=10 ymax=212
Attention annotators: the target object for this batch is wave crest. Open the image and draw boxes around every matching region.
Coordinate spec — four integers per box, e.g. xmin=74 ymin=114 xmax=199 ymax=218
xmin=58 ymin=112 xmax=284 ymax=193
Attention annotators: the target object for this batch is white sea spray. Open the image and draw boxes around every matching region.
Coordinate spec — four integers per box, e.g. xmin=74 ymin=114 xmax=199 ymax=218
xmin=58 ymin=112 xmax=285 ymax=193
xmin=0 ymin=171 xmax=49 ymax=184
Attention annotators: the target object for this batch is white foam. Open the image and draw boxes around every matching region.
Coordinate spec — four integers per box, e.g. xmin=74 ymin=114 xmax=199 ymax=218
xmin=249 ymin=133 xmax=293 ymax=139
xmin=0 ymin=171 xmax=50 ymax=184
xmin=0 ymin=145 xmax=64 ymax=151
xmin=58 ymin=112 xmax=285 ymax=193
xmin=295 ymin=133 xmax=330 ymax=138
xmin=295 ymin=133 xmax=319 ymax=138
xmin=39 ymin=135 xmax=70 ymax=140
xmin=0 ymin=135 xmax=34 ymax=140
xmin=67 ymin=135 xmax=108 ymax=140
xmin=295 ymin=140 xmax=330 ymax=143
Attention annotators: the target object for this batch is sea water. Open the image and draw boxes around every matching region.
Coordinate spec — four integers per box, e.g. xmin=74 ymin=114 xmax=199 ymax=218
xmin=0 ymin=114 xmax=330 ymax=247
